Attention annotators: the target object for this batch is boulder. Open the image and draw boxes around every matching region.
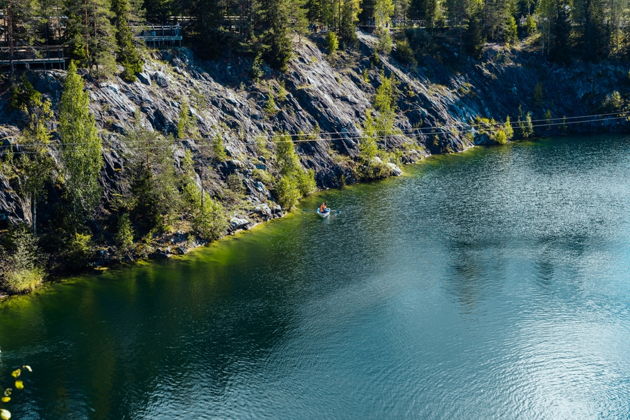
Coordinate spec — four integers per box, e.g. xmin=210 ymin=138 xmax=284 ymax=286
xmin=230 ymin=217 xmax=251 ymax=230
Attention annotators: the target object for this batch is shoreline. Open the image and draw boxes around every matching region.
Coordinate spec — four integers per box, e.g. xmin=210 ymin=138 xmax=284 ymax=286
xmin=0 ymin=133 xmax=623 ymax=300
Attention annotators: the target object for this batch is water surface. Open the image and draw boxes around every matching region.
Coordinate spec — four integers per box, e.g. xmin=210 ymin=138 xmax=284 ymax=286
xmin=1 ymin=135 xmax=629 ymax=419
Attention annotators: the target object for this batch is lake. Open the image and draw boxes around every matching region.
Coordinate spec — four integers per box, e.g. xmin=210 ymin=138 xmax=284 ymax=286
xmin=0 ymin=135 xmax=628 ymax=419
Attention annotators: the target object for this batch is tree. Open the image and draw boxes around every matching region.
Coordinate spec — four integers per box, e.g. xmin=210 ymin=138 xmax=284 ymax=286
xmin=142 ymin=0 xmax=174 ymax=23
xmin=58 ymin=61 xmax=104 ymax=222
xmin=409 ymin=0 xmax=442 ymax=27
xmin=125 ymin=121 xmax=181 ymax=234
xmin=465 ymin=9 xmax=485 ymax=57
xmin=273 ymin=134 xmax=316 ymax=208
xmin=575 ymin=0 xmax=609 ymax=60
xmin=548 ymin=0 xmax=572 ymax=63
xmin=0 ymin=0 xmax=41 ymax=74
xmin=111 ymin=0 xmax=143 ymax=81
xmin=374 ymin=0 xmax=395 ymax=53
xmin=65 ymin=0 xmax=116 ymax=76
xmin=339 ymin=0 xmax=361 ymax=46
xmin=16 ymin=83 xmax=54 ymax=234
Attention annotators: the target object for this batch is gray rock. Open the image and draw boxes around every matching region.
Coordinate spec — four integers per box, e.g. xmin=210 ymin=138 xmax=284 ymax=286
xmin=137 ymin=72 xmax=152 ymax=86
xmin=151 ymin=71 xmax=169 ymax=88
xmin=386 ymin=162 xmax=403 ymax=176
xmin=230 ymin=217 xmax=251 ymax=230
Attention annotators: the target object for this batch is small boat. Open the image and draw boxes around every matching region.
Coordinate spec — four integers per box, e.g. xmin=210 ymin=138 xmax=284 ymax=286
xmin=316 ymin=208 xmax=331 ymax=218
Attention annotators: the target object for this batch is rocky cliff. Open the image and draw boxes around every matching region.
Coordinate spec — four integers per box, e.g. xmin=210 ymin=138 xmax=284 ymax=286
xmin=0 ymin=32 xmax=628 ymax=258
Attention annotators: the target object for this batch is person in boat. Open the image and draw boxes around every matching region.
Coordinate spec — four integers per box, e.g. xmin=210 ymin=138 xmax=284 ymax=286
xmin=319 ymin=202 xmax=328 ymax=213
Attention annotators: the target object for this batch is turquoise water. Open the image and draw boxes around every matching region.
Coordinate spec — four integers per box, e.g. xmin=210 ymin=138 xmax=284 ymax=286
xmin=0 ymin=135 xmax=629 ymax=419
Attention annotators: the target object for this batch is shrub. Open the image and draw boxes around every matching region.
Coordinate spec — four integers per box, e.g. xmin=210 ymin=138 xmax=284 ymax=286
xmin=265 ymin=92 xmax=278 ymax=115
xmin=603 ymin=91 xmax=624 ymax=111
xmin=326 ymin=32 xmax=339 ymax=56
xmin=64 ymin=233 xmax=94 ymax=268
xmin=393 ymin=39 xmax=416 ymax=66
xmin=3 ymin=268 xmax=45 ymax=294
xmin=251 ymin=53 xmax=264 ymax=81
xmin=193 ymin=196 xmax=227 ymax=241
xmin=276 ymin=175 xmax=301 ymax=210
xmin=0 ymin=229 xmax=45 ymax=294
xmin=213 ymin=134 xmax=228 ymax=161
xmin=115 ymin=213 xmax=134 ymax=257
xmin=296 ymin=169 xmax=317 ymax=196
xmin=226 ymin=174 xmax=244 ymax=194
xmin=525 ymin=15 xmax=537 ymax=36
xmin=518 ymin=110 xmax=534 ymax=139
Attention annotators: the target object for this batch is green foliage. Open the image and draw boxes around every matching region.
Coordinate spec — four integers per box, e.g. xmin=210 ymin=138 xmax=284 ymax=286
xmin=525 ymin=15 xmax=537 ymax=36
xmin=504 ymin=116 xmax=514 ymax=139
xmin=474 ymin=116 xmax=514 ymax=145
xmin=112 ymin=0 xmax=143 ymax=82
xmin=65 ymin=0 xmax=116 ymax=77
xmin=465 ymin=10 xmax=485 ymax=58
xmin=276 ymin=174 xmax=301 ymax=209
xmin=0 ymin=229 xmax=44 ymax=294
xmin=193 ymin=194 xmax=228 ymax=241
xmin=10 ymin=76 xmax=41 ymax=112
xmin=273 ymin=133 xmax=316 ymax=209
xmin=115 ymin=213 xmax=134 ymax=256
xmin=212 ymin=134 xmax=228 ymax=161
xmin=125 ymin=122 xmax=181 ymax=235
xmin=265 ymin=92 xmax=279 ymax=115
xmin=59 ymin=61 xmax=103 ymax=223
xmin=393 ymin=38 xmax=417 ymax=66
xmin=518 ymin=106 xmax=535 ymax=139
xmin=326 ymin=31 xmax=339 ymax=55
xmin=505 ymin=15 xmax=518 ymax=44
xmin=177 ymin=100 xmax=198 ymax=139
xmin=603 ymin=91 xmax=624 ymax=111
xmin=63 ymin=232 xmax=94 ymax=269
xmin=251 ymin=52 xmax=264 ymax=81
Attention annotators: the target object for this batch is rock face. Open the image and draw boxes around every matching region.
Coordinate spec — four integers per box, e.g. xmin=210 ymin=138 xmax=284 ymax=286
xmin=0 ymin=32 xmax=628 ymax=230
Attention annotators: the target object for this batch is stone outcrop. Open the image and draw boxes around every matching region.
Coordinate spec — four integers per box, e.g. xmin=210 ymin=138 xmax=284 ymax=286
xmin=0 ymin=32 xmax=628 ymax=235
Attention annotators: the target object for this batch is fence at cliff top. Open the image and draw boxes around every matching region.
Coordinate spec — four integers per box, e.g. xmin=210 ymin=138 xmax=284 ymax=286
xmin=0 ymin=111 xmax=628 ymax=156
xmin=0 ymin=45 xmax=67 ymax=71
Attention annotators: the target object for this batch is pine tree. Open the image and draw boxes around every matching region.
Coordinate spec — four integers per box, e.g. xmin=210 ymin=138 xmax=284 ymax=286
xmin=0 ymin=0 xmax=41 ymax=73
xmin=255 ymin=0 xmax=294 ymax=70
xmin=142 ymin=0 xmax=173 ymax=23
xmin=65 ymin=0 xmax=117 ymax=77
xmin=465 ymin=9 xmax=485 ymax=58
xmin=576 ymin=0 xmax=609 ymax=60
xmin=58 ymin=61 xmax=104 ymax=221
xmin=339 ymin=0 xmax=361 ymax=46
xmin=548 ymin=0 xmax=572 ymax=63
xmin=374 ymin=0 xmax=395 ymax=53
xmin=111 ymin=0 xmax=143 ymax=81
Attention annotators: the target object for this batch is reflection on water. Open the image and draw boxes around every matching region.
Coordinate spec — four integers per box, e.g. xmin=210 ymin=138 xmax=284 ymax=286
xmin=0 ymin=135 xmax=629 ymax=419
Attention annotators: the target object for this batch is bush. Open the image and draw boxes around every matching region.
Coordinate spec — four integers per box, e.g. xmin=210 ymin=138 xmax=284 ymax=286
xmin=603 ymin=91 xmax=624 ymax=111
xmin=64 ymin=233 xmax=94 ymax=269
xmin=525 ymin=15 xmax=537 ymax=36
xmin=276 ymin=175 xmax=301 ymax=210
xmin=265 ymin=92 xmax=278 ymax=115
xmin=115 ymin=213 xmax=134 ymax=257
xmin=296 ymin=169 xmax=317 ymax=196
xmin=0 ymin=229 xmax=45 ymax=294
xmin=213 ymin=134 xmax=228 ymax=161
xmin=3 ymin=268 xmax=44 ymax=294
xmin=326 ymin=32 xmax=339 ymax=56
xmin=193 ymin=196 xmax=227 ymax=241
xmin=393 ymin=39 xmax=417 ymax=66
